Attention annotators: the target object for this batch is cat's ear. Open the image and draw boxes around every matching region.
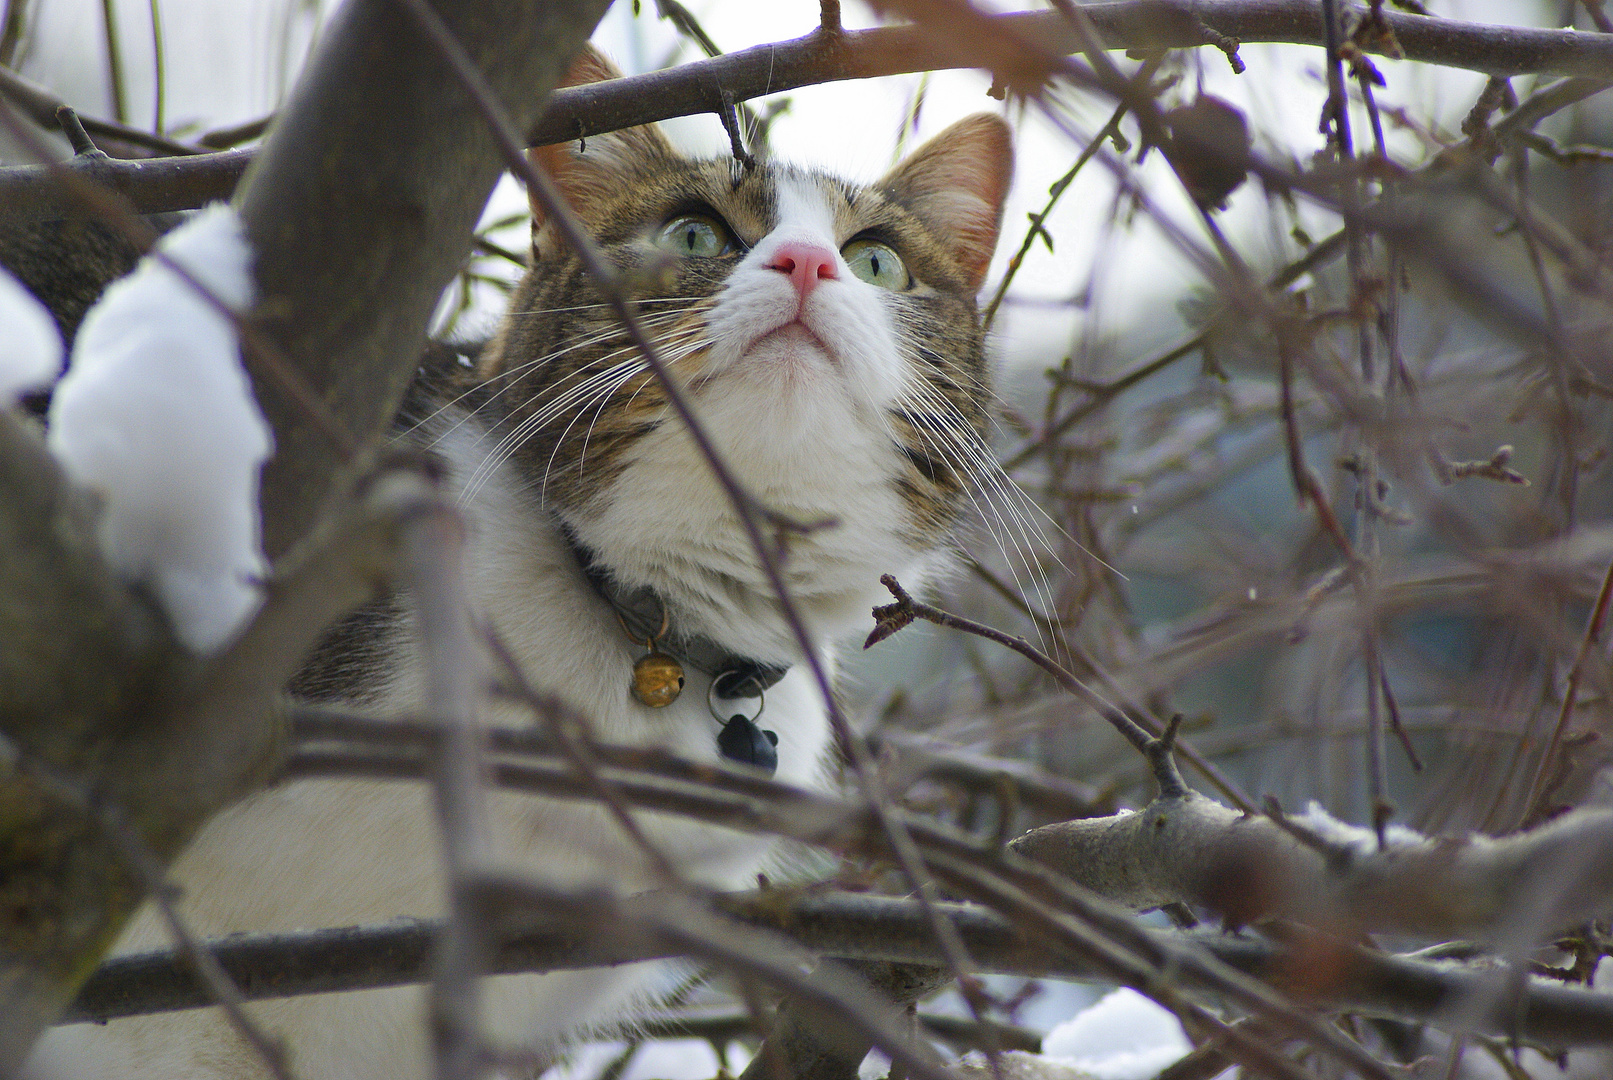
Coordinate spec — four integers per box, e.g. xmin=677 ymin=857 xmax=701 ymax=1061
xmin=877 ymin=113 xmax=1014 ymax=292
xmin=527 ymin=45 xmax=675 ymax=256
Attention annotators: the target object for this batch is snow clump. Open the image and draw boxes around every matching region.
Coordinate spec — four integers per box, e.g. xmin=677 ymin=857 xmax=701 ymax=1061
xmin=47 ymin=204 xmax=271 ymax=654
xmin=1039 ymin=987 xmax=1197 ymax=1080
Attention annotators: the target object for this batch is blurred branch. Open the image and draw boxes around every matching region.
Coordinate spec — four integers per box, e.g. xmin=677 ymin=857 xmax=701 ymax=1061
xmin=0 ymin=64 xmax=202 ymax=155
xmin=394 ymin=468 xmax=490 ymax=1080
xmin=1523 ymin=557 xmax=1613 ymax=825
xmin=485 ymin=876 xmax=957 ymax=1080
xmin=63 ymin=889 xmax=1613 ymax=1046
xmin=868 ymin=576 xmax=1252 ymax=812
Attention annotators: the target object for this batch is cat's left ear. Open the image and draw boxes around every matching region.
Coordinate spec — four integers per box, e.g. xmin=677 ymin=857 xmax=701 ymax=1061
xmin=877 ymin=114 xmax=1014 ymax=293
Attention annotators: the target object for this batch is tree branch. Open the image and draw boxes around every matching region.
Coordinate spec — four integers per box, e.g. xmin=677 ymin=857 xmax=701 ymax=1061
xmin=0 ymin=413 xmax=442 ymax=1065
xmin=1012 ymin=794 xmax=1613 ymax=940
xmin=61 ymin=890 xmax=1613 ymax=1047
xmin=3 ymin=3 xmax=1608 ymax=227
xmin=235 ymin=0 xmax=613 ymax=562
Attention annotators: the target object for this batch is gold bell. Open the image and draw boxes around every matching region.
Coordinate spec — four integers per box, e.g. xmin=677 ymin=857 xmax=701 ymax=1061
xmin=632 ymin=650 xmax=684 ymax=708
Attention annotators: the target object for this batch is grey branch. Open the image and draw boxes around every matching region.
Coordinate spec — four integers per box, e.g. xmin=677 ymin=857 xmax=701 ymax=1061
xmin=4 ymin=2 xmax=1610 ymax=227
xmin=61 ymin=890 xmax=1613 ymax=1047
xmin=234 ymin=0 xmax=612 ymax=564
xmin=1012 ymin=793 xmax=1613 ymax=941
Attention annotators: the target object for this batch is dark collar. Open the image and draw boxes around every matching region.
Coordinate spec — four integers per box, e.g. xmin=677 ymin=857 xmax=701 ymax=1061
xmin=558 ymin=520 xmax=789 ymax=700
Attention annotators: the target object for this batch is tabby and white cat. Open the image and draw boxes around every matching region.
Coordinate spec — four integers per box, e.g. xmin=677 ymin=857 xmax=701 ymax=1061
xmin=28 ymin=51 xmax=1013 ymax=1080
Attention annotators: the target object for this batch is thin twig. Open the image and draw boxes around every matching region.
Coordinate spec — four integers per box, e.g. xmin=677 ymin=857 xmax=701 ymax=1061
xmin=1522 ymin=556 xmax=1613 ymax=824
xmin=98 ymin=0 xmax=129 ymax=124
xmin=819 ymin=0 xmax=842 ymax=35
xmin=484 ymin=629 xmax=681 ymax=881
xmin=147 ymin=0 xmax=166 ymax=137
xmin=982 ymin=77 xmax=1144 ymax=331
xmin=868 ymin=575 xmax=1153 ymax=755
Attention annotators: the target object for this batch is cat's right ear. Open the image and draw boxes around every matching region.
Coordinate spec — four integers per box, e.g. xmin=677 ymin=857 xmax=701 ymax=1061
xmin=526 ymin=45 xmax=675 ymax=260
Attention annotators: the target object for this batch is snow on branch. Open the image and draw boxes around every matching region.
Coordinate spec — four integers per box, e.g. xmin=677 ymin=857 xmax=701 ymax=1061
xmin=46 ymin=205 xmax=270 ymax=654
xmin=1011 ymin=792 xmax=1613 ymax=941
xmin=0 ymin=268 xmax=62 ymax=403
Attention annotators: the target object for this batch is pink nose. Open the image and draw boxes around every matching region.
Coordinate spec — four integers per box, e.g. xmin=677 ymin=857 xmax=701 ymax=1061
xmin=766 ymin=242 xmax=838 ymax=303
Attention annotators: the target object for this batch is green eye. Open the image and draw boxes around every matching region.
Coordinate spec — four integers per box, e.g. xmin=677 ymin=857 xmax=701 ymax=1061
xmin=842 ymin=238 xmax=908 ymax=290
xmin=654 ymin=214 xmax=733 ymax=257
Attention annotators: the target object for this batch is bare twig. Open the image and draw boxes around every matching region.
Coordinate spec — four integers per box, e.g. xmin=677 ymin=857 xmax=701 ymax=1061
xmin=819 ymin=0 xmax=842 ymax=35
xmin=869 ymin=576 xmax=1153 ymax=753
xmin=0 ymin=69 xmax=205 ymax=156
xmin=982 ymin=79 xmax=1142 ymax=331
xmin=1522 ymin=557 xmax=1613 ymax=825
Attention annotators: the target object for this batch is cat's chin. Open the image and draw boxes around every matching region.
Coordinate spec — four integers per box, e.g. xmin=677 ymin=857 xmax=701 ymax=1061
xmin=742 ymin=321 xmax=836 ymax=373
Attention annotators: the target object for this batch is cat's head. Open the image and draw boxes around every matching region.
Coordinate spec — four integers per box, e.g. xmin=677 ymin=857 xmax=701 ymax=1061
xmin=474 ymin=49 xmax=1012 ymax=610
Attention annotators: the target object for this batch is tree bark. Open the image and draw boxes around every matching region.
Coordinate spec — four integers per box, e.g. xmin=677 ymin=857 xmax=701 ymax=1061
xmin=238 ymin=0 xmax=613 ymax=562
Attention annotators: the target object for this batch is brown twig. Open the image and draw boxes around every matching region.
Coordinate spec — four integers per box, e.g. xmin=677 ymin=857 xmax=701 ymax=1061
xmin=4 ymin=6 xmax=1613 ymax=226
xmin=869 ymin=575 xmax=1152 ymax=756
xmin=819 ymin=0 xmax=842 ymax=35
xmin=981 ymin=75 xmax=1144 ymax=332
xmin=1522 ymin=557 xmax=1613 ymax=825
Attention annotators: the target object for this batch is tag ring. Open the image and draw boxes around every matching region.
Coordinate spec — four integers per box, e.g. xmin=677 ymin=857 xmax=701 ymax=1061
xmin=709 ymin=678 xmax=763 ymax=726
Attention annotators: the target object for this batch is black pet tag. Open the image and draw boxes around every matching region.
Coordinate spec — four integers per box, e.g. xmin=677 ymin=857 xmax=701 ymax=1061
xmin=717 ymin=716 xmax=779 ymax=775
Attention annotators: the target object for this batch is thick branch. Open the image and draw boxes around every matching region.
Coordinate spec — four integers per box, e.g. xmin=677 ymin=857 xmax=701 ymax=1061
xmin=0 ymin=149 xmax=251 ymax=227
xmin=235 ymin=0 xmax=613 ymax=561
xmin=0 ymin=410 xmax=179 ymax=1063
xmin=61 ymin=891 xmax=1613 ymax=1047
xmin=1012 ymin=795 xmax=1613 ymax=941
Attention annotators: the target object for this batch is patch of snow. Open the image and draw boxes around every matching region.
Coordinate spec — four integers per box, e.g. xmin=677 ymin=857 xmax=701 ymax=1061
xmin=1040 ymin=987 xmax=1194 ymax=1080
xmin=0 ymin=267 xmax=63 ymax=403
xmin=1292 ymin=802 xmax=1425 ymax=853
xmin=47 ymin=204 xmax=271 ymax=654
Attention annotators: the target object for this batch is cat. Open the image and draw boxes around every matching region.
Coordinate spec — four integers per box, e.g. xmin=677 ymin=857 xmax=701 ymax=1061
xmin=26 ymin=48 xmax=1013 ymax=1080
